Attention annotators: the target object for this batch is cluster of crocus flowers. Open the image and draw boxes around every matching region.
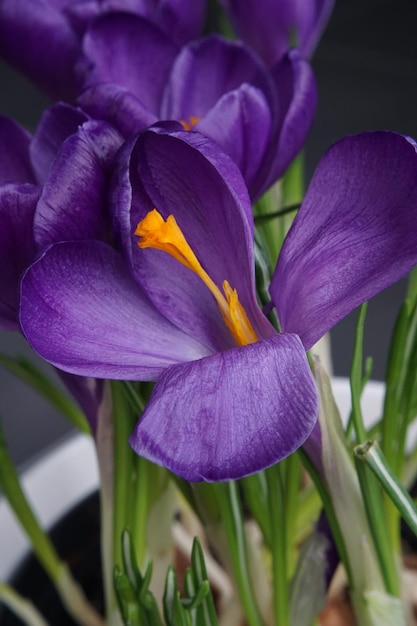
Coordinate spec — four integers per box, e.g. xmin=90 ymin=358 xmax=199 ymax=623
xmin=2 ymin=0 xmax=417 ymax=484
xmin=0 ymin=0 xmax=318 ymax=201
xmin=18 ymin=126 xmax=417 ymax=481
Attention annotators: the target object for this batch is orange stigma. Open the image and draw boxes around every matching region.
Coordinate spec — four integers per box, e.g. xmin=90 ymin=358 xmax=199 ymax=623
xmin=135 ymin=209 xmax=258 ymax=346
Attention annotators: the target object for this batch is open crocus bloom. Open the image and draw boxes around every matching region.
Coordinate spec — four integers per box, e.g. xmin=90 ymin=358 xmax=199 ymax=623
xmin=20 ymin=127 xmax=417 ymax=481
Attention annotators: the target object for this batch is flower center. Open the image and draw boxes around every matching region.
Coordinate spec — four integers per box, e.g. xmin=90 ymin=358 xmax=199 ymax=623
xmin=179 ymin=116 xmax=200 ymax=131
xmin=135 ymin=209 xmax=258 ymax=347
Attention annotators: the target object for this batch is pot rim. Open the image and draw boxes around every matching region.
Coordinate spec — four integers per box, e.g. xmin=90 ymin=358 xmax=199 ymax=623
xmin=0 ymin=432 xmax=98 ymax=580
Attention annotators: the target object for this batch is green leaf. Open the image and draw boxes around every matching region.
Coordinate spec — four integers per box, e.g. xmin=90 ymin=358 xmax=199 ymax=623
xmin=355 ymin=440 xmax=417 ymax=538
xmin=0 ymin=354 xmax=90 ymax=433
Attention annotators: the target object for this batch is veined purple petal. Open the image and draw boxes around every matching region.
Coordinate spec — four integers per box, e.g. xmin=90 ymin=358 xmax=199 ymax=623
xmin=254 ymin=50 xmax=317 ymax=197
xmin=20 ymin=240 xmax=211 ymax=378
xmin=34 ymin=121 xmax=122 ymax=247
xmin=80 ymin=13 xmax=178 ymax=112
xmin=30 ymin=103 xmax=89 ymax=184
xmin=161 ymin=34 xmax=274 ymax=121
xmin=78 ymin=84 xmax=158 ymax=138
xmin=0 ymin=183 xmax=38 ymax=330
xmin=0 ymin=116 xmax=34 ymax=184
xmin=271 ymin=132 xmax=417 ymax=350
xmin=220 ymin=0 xmax=334 ymax=66
xmin=113 ymin=126 xmax=273 ymax=351
xmin=0 ymin=0 xmax=80 ymax=100
xmin=195 ymin=84 xmax=272 ymax=197
xmin=130 ymin=333 xmax=318 ymax=481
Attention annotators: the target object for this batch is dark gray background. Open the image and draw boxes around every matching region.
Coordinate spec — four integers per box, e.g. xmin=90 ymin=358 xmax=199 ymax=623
xmin=1 ymin=0 xmax=417 ymax=466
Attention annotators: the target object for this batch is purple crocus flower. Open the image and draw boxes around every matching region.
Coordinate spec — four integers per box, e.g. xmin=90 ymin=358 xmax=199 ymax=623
xmin=0 ymin=103 xmax=122 ymax=329
xmin=220 ymin=0 xmax=335 ymax=66
xmin=77 ymin=15 xmax=316 ymax=199
xmin=0 ymin=104 xmax=123 ymax=431
xmin=19 ymin=127 xmax=417 ymax=481
xmin=0 ymin=0 xmax=207 ymax=100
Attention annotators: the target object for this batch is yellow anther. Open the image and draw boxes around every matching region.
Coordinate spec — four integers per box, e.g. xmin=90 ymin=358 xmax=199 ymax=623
xmin=179 ymin=116 xmax=200 ymax=131
xmin=135 ymin=209 xmax=258 ymax=346
xmin=222 ymin=281 xmax=258 ymax=346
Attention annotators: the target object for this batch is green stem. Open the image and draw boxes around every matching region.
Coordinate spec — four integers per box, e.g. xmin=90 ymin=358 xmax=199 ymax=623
xmin=299 ymin=449 xmax=353 ymax=586
xmin=111 ymin=382 xmax=137 ymax=573
xmin=350 ymin=303 xmax=368 ymax=443
xmin=283 ymin=453 xmax=302 ymax=575
xmin=0 ymin=582 xmax=50 ymax=626
xmin=265 ymin=464 xmax=289 ymax=626
xmin=131 ymin=455 xmax=150 ymax=568
xmin=353 ymin=454 xmax=400 ymax=597
xmin=215 ymin=482 xmax=264 ymax=626
xmin=355 ymin=440 xmax=417 ymax=538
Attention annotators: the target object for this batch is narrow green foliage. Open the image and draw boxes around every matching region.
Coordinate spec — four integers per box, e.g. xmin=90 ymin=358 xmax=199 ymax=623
xmin=115 ymin=532 xmax=218 ymax=626
xmin=349 ymin=305 xmax=400 ymax=596
xmin=350 ymin=303 xmax=369 ymax=443
xmin=0 ymin=354 xmax=90 ymax=433
xmin=0 ymin=420 xmax=60 ymax=581
xmin=241 ymin=471 xmax=272 ymax=548
xmin=355 ymin=441 xmax=417 ymax=538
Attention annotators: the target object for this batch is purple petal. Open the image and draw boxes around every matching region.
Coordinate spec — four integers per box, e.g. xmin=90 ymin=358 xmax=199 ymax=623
xmin=34 ymin=120 xmax=122 ymax=247
xmin=20 ymin=240 xmax=210 ymax=378
xmin=114 ymin=126 xmax=273 ymax=351
xmin=78 ymin=84 xmax=158 ymax=138
xmin=195 ymin=84 xmax=272 ymax=197
xmin=0 ymin=183 xmax=38 ymax=330
xmin=130 ymin=333 xmax=318 ymax=481
xmin=80 ymin=13 xmax=178 ymax=112
xmin=0 ymin=0 xmax=81 ymax=100
xmin=271 ymin=132 xmax=417 ymax=350
xmin=161 ymin=35 xmax=274 ymax=121
xmin=30 ymin=103 xmax=89 ymax=184
xmin=66 ymin=0 xmax=207 ymax=45
xmin=148 ymin=0 xmax=207 ymax=45
xmin=254 ymin=50 xmax=317 ymax=196
xmin=220 ymin=0 xmax=334 ymax=66
xmin=0 ymin=116 xmax=34 ymax=184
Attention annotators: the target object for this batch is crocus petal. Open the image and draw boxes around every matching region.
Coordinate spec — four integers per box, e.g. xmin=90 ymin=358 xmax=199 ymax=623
xmin=0 ymin=116 xmax=35 ymax=184
xmin=81 ymin=13 xmax=178 ymax=112
xmin=0 ymin=183 xmax=38 ymax=330
xmin=195 ymin=84 xmax=272 ymax=197
xmin=78 ymin=84 xmax=158 ymax=138
xmin=114 ymin=126 xmax=273 ymax=351
xmin=66 ymin=0 xmax=207 ymax=45
xmin=254 ymin=50 xmax=317 ymax=196
xmin=20 ymin=240 xmax=210 ymax=379
xmin=130 ymin=332 xmax=318 ymax=481
xmin=271 ymin=132 xmax=417 ymax=350
xmin=161 ymin=35 xmax=274 ymax=121
xmin=29 ymin=103 xmax=89 ymax=184
xmin=34 ymin=120 xmax=122 ymax=247
xmin=0 ymin=0 xmax=80 ymax=100
xmin=220 ymin=0 xmax=334 ymax=66
xmin=148 ymin=0 xmax=207 ymax=45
